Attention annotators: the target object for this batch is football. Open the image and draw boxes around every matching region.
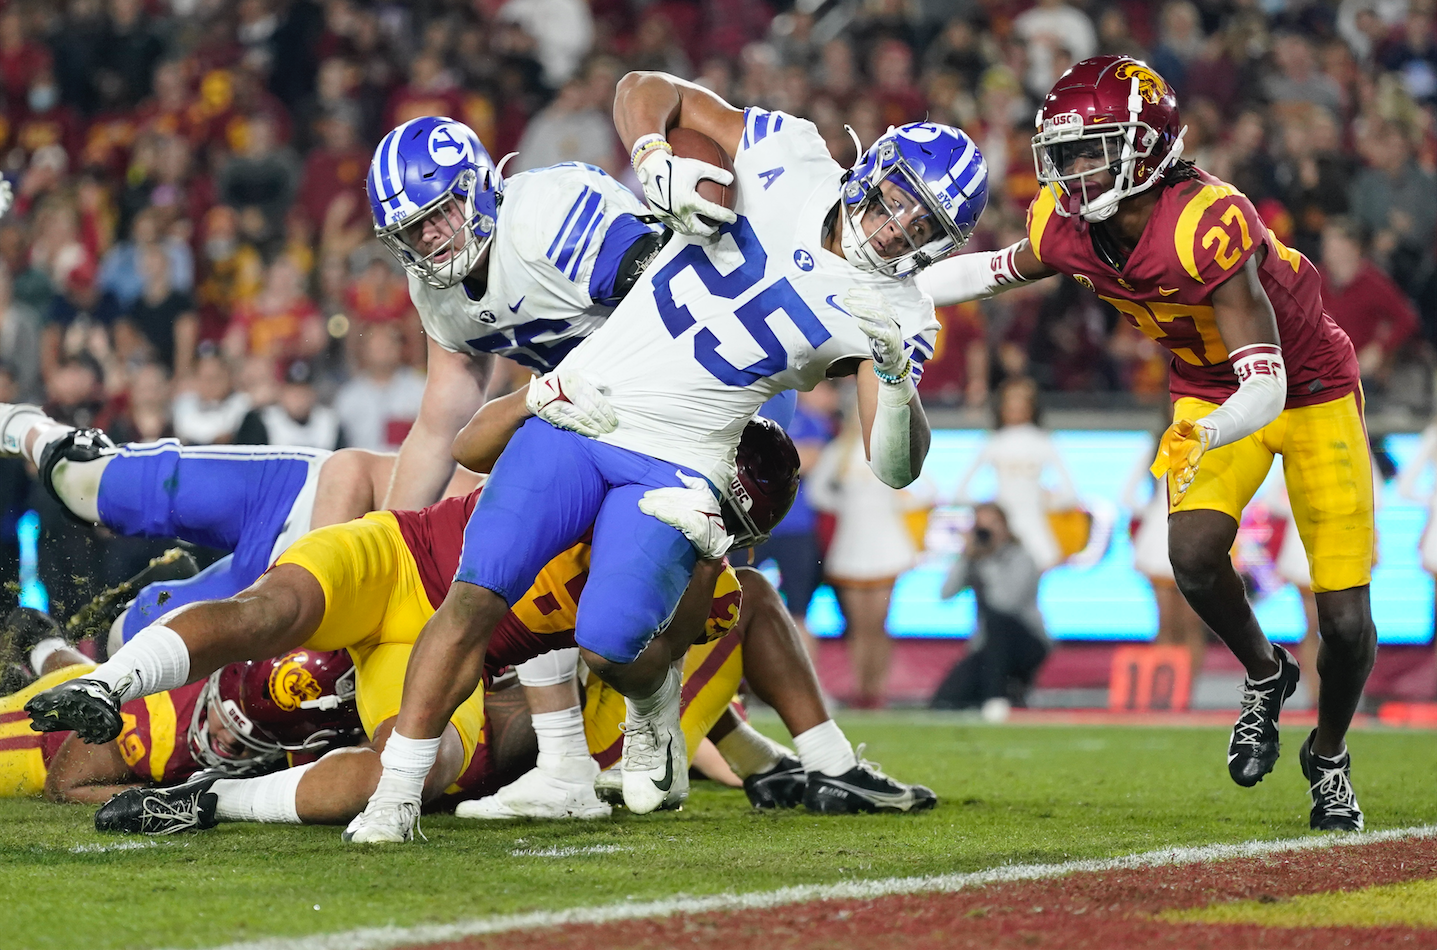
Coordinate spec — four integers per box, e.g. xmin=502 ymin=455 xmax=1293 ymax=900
xmin=667 ymin=126 xmax=735 ymax=226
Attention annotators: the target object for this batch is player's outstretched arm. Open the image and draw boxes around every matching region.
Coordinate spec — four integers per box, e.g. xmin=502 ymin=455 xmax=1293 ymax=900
xmin=453 ymin=389 xmax=529 ymax=474
xmin=1152 ymin=255 xmax=1285 ymax=502
xmin=915 ymin=239 xmax=1055 ymax=307
xmin=44 ymin=734 xmax=142 ymax=805
xmin=382 ymin=338 xmax=492 ymax=510
xmin=857 ymin=363 xmax=930 ymax=488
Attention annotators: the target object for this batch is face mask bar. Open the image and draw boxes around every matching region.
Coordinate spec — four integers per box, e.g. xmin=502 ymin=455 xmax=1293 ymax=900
xmin=376 ymin=169 xmax=491 ymax=289
xmin=1032 ymin=127 xmax=1136 ymax=215
xmin=843 ymin=150 xmax=968 ymax=278
xmin=189 ymin=683 xmax=285 ymax=777
xmin=721 ymin=482 xmax=771 ymax=549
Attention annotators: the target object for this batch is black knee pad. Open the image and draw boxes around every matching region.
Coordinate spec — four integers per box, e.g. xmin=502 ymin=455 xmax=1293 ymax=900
xmin=37 ymin=427 xmax=117 ymax=519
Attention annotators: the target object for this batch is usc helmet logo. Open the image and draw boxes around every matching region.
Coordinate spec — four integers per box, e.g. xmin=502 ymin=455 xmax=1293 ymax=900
xmin=1114 ymin=62 xmax=1167 ymax=104
xmin=269 ymin=652 xmax=323 ymax=711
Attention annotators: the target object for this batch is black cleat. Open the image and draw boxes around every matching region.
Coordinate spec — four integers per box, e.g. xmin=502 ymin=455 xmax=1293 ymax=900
xmin=66 ymin=548 xmax=200 ymax=643
xmin=24 ymin=677 xmax=127 ymax=743
xmin=743 ymin=754 xmax=805 ymax=809
xmin=802 ymin=745 xmax=937 ymax=815
xmin=1 ymin=607 xmax=63 ymax=682
xmin=1299 ymin=730 xmax=1364 ymax=832
xmin=1227 ymin=645 xmax=1301 ymax=787
xmin=96 ymin=774 xmax=220 ymax=834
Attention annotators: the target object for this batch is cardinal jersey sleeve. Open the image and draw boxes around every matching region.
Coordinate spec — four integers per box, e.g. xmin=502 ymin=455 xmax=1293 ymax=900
xmin=1169 ymin=182 xmax=1265 ymax=296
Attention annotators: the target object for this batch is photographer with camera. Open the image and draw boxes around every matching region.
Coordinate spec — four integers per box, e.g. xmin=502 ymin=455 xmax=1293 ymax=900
xmin=931 ymin=503 xmax=1051 ymax=721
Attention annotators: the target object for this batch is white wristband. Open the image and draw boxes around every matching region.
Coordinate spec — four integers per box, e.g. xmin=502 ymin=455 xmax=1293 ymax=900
xmin=915 ymin=243 xmax=1029 ymax=306
xmin=1200 ymin=343 xmax=1287 ymax=449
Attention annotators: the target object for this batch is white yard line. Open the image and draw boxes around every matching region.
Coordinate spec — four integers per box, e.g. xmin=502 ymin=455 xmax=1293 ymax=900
xmin=189 ymin=825 xmax=1437 ymax=950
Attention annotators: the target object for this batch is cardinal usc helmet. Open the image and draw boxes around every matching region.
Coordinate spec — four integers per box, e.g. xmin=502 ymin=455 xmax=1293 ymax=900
xmin=189 ymin=649 xmax=363 ymax=776
xmin=1032 ymin=56 xmax=1186 ymax=222
xmin=722 ymin=416 xmax=802 ymax=548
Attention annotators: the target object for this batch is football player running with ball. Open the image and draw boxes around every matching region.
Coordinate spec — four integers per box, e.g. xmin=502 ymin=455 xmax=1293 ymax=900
xmin=343 ymin=72 xmax=987 ymax=842
xmin=919 ymin=56 xmax=1370 ymax=831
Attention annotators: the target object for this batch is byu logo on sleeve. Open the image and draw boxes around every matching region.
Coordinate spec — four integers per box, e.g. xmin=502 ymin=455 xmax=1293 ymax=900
xmin=428 ymin=124 xmax=474 ymax=166
xmin=793 ymin=249 xmax=814 ymax=271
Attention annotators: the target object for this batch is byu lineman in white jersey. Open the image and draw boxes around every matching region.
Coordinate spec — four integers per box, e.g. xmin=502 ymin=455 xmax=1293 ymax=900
xmin=368 ymin=116 xmax=664 ymax=511
xmin=341 ymin=73 xmax=990 ymax=841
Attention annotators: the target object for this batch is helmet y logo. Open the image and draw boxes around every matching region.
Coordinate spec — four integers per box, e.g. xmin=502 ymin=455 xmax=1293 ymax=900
xmin=428 ymin=124 xmax=474 ymax=167
xmin=1113 ymin=62 xmax=1167 ymax=104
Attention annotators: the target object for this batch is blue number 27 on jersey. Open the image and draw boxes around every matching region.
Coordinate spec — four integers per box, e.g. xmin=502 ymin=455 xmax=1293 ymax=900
xmin=650 ymin=217 xmax=831 ymax=387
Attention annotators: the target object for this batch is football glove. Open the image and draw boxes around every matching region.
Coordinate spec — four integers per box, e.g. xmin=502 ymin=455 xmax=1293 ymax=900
xmin=1150 ymin=418 xmax=1214 ymax=504
xmin=843 ymin=287 xmax=910 ymax=381
xmin=525 ymin=366 xmax=618 ymax=438
xmin=634 ymin=149 xmax=736 ymax=239
xmin=639 ymin=473 xmax=733 ymax=559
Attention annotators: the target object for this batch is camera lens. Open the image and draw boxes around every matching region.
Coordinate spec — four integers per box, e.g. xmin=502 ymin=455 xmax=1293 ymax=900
xmin=974 ymin=528 xmax=992 ymax=544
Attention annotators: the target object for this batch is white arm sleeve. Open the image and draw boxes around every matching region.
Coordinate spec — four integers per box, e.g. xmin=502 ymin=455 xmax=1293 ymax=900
xmin=868 ymin=375 xmax=918 ymax=489
xmin=915 ymin=243 xmax=1030 ymax=306
xmin=1198 ymin=344 xmax=1288 ymax=450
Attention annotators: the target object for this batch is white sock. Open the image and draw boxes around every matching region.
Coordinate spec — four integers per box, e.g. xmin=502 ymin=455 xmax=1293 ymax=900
xmin=531 ymin=706 xmax=594 ymax=780
xmin=793 ymin=720 xmax=857 ymax=776
xmin=715 ymin=721 xmax=789 ymax=778
xmin=516 ymin=648 xmax=579 ymax=687
xmin=87 ymin=624 xmax=190 ymax=703
xmin=374 ymin=731 xmax=441 ymax=803
xmin=28 ymin=637 xmax=69 ymax=676
xmin=626 ymin=665 xmax=680 ymax=720
xmin=212 ymin=762 xmax=315 ymax=824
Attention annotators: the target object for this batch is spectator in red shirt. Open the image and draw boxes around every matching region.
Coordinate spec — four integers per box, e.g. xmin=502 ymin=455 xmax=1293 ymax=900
xmin=0 ymin=8 xmax=51 ymax=112
xmin=298 ymin=103 xmax=368 ymax=236
xmin=869 ymin=39 xmax=927 ymax=128
xmin=1320 ymin=216 xmax=1420 ymax=386
xmin=223 ymin=257 xmax=323 ymax=361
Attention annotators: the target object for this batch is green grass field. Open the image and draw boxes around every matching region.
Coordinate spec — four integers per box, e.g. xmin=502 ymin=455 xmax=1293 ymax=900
xmin=4 ymin=714 xmax=1434 ymax=950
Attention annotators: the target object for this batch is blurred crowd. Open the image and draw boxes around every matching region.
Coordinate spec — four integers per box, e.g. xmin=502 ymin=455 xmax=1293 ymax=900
xmin=1 ymin=0 xmax=1436 ymax=645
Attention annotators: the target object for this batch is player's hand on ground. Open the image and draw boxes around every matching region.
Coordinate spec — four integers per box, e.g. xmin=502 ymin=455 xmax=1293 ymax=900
xmin=844 ymin=287 xmax=909 ymax=380
xmin=634 ymin=149 xmax=735 ymax=239
xmin=526 ymin=366 xmax=618 ymax=438
xmin=1150 ymin=419 xmax=1213 ymax=504
xmin=639 ymin=473 xmax=733 ymax=559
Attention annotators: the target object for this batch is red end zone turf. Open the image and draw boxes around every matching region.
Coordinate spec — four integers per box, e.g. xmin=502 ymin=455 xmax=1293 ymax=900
xmin=408 ymin=836 xmax=1437 ymax=950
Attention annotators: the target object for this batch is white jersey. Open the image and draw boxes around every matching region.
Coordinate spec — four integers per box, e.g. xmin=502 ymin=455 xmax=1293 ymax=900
xmin=409 ymin=162 xmax=652 ymax=372
xmin=562 ymin=109 xmax=941 ymax=483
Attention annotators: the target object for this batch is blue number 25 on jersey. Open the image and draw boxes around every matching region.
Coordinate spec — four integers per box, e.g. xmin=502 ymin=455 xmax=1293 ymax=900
xmin=650 ymin=217 xmax=831 ymax=387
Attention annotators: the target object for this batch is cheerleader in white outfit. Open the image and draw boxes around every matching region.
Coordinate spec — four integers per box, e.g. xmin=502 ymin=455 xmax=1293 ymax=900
xmin=953 ymin=378 xmax=1077 ymax=572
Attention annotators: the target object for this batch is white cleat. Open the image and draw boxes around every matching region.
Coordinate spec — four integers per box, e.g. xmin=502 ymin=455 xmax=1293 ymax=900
xmin=0 ymin=404 xmax=47 ymax=458
xmin=456 ymin=764 xmax=611 ymax=820
xmin=342 ymin=799 xmax=420 ymax=843
xmin=620 ymin=689 xmax=688 ymax=815
xmin=594 ymin=766 xmax=622 ymax=805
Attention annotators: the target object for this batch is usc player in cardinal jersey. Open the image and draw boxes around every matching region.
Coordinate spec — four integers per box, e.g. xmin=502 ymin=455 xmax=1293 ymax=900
xmin=920 ymin=55 xmax=1371 ymax=832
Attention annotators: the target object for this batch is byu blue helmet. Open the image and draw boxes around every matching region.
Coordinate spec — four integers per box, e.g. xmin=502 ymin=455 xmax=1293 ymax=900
xmin=839 ymin=122 xmax=988 ymax=279
xmin=367 ymin=116 xmax=504 ymax=289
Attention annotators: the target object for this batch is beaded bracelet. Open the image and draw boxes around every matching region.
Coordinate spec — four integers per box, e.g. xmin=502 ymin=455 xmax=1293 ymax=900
xmin=873 ymin=361 xmax=911 ymax=385
xmin=630 ymin=133 xmax=673 ymax=170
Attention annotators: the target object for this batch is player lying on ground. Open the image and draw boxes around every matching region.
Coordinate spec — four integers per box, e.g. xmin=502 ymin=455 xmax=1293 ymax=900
xmin=344 ymin=71 xmax=987 ymax=841
xmin=917 ymin=55 xmax=1371 ymax=832
xmin=19 ymin=424 xmax=744 ymax=813
xmin=0 ymin=408 xmax=421 ymax=646
xmin=93 ymin=559 xmax=935 ymax=834
xmin=0 ymin=611 xmax=360 ymax=806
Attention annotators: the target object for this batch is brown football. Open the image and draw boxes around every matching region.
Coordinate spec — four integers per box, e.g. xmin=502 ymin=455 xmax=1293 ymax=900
xmin=667 ymin=127 xmax=735 ymax=226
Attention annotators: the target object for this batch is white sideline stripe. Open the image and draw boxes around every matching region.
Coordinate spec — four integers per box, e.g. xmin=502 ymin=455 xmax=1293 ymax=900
xmin=509 ymin=844 xmax=631 ymax=858
xmin=188 ymin=825 xmax=1437 ymax=950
